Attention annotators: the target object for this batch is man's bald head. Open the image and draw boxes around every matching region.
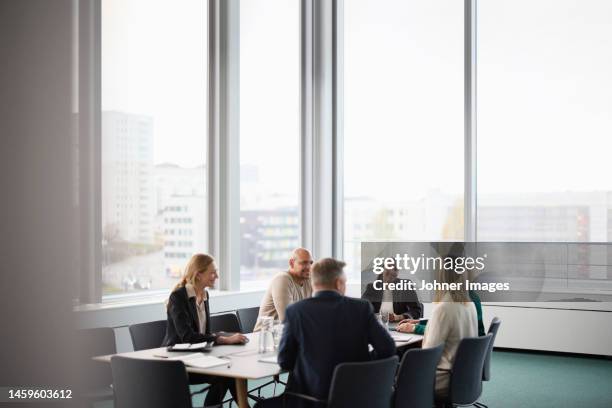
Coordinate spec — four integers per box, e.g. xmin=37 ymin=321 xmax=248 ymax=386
xmin=289 ymin=248 xmax=313 ymax=281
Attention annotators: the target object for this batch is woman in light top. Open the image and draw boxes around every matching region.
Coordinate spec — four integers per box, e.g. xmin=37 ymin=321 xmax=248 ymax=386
xmin=420 ymin=268 xmax=478 ymax=399
xmin=163 ymin=254 xmax=247 ymax=407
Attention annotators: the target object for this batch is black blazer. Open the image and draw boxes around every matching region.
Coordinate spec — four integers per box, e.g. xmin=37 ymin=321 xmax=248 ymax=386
xmin=361 ymin=278 xmax=423 ymax=319
xmin=162 ymin=286 xmax=217 ymax=346
xmin=278 ymin=291 xmax=396 ymax=401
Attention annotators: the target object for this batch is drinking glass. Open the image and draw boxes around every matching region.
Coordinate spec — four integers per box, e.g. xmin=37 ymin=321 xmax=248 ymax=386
xmin=258 ymin=316 xmax=275 ymax=353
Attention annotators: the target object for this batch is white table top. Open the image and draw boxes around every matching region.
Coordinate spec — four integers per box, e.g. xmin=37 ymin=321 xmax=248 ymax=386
xmin=93 ymin=331 xmax=423 ymax=380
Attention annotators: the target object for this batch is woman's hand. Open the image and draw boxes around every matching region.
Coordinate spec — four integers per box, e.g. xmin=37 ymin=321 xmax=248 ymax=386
xmin=217 ymin=333 xmax=248 ymax=345
xmin=397 ymin=318 xmax=419 ymax=325
xmin=396 ymin=322 xmax=415 ymax=333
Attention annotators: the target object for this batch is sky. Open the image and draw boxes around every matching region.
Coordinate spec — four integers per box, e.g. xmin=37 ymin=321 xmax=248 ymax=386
xmin=102 ymin=0 xmax=612 ymax=202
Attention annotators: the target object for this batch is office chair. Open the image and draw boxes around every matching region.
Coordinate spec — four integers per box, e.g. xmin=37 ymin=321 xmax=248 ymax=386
xmin=111 ymin=356 xmax=192 ymax=408
xmin=436 ymin=334 xmax=493 ymax=408
xmin=76 ymin=327 xmax=116 ymax=407
xmin=393 ymin=344 xmax=444 ymax=408
xmin=279 ymin=356 xmax=399 ymax=408
xmin=482 ymin=317 xmax=501 ymax=381
xmin=237 ymin=306 xmax=260 ymax=333
xmin=210 ymin=312 xmax=242 ymax=333
xmin=471 ymin=317 xmax=502 ymax=408
xmin=129 ymin=319 xmax=213 ymax=398
xmin=128 ymin=319 xmax=167 ymax=351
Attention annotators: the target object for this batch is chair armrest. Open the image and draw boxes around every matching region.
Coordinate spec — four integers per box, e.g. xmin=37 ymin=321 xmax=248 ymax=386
xmin=283 ymin=391 xmax=327 ymax=405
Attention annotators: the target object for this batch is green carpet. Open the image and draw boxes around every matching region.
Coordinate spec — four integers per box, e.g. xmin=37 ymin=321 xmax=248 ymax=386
xmin=97 ymin=351 xmax=612 ymax=407
xmin=479 ymin=350 xmax=612 ymax=408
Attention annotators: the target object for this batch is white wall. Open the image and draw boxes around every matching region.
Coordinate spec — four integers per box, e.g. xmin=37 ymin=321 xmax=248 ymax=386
xmin=76 ymin=285 xmax=612 ymax=355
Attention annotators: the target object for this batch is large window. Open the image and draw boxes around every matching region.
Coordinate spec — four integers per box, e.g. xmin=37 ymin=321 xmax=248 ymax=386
xmin=101 ymin=0 xmax=207 ymax=297
xmin=343 ymin=0 xmax=465 ymax=280
xmin=477 ymin=0 xmax=612 ymax=296
xmin=477 ymin=0 xmax=612 ymax=243
xmin=239 ymin=0 xmax=300 ymax=289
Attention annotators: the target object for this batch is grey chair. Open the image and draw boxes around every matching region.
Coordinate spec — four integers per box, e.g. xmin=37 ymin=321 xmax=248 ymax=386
xmin=482 ymin=317 xmax=501 ymax=381
xmin=77 ymin=327 xmax=116 ymax=407
xmin=237 ymin=306 xmax=260 ymax=333
xmin=128 ymin=319 xmax=167 ymax=351
xmin=436 ymin=334 xmax=493 ymax=408
xmin=111 ymin=356 xmax=192 ymax=408
xmin=393 ymin=344 xmax=444 ymax=408
xmin=210 ymin=312 xmax=241 ymax=333
xmin=472 ymin=318 xmax=501 ymax=408
xmin=279 ymin=356 xmax=399 ymax=408
xmin=129 ymin=319 xmax=213 ymax=398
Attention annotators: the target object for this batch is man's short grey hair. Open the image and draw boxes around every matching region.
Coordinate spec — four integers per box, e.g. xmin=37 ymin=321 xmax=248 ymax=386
xmin=311 ymin=258 xmax=346 ymax=286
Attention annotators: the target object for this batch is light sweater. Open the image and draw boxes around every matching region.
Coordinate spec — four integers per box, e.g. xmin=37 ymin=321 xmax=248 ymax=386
xmin=253 ymin=271 xmax=313 ymax=331
xmin=422 ymin=295 xmax=478 ymax=397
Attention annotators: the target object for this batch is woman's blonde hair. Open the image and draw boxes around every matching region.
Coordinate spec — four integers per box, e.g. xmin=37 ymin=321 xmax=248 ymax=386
xmin=433 ymin=264 xmax=471 ymax=303
xmin=173 ymin=253 xmax=215 ymax=292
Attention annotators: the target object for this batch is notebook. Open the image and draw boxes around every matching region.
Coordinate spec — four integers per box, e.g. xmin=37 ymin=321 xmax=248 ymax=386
xmin=167 ymin=341 xmax=213 ymax=352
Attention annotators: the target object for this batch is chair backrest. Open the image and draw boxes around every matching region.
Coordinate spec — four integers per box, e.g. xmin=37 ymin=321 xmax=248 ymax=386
xmin=111 ymin=356 xmax=192 ymax=408
xmin=483 ymin=317 xmax=501 ymax=381
xmin=449 ymin=334 xmax=493 ymax=406
xmin=77 ymin=327 xmax=116 ymax=390
xmin=236 ymin=306 xmax=260 ymax=333
xmin=129 ymin=320 xmax=167 ymax=351
xmin=210 ymin=312 xmax=241 ymax=333
xmin=328 ymin=356 xmax=398 ymax=408
xmin=393 ymin=344 xmax=444 ymax=408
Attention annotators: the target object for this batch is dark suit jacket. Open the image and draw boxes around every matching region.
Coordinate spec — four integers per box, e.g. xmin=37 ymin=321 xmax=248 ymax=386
xmin=361 ymin=278 xmax=423 ymax=319
xmin=278 ymin=291 xmax=396 ymax=401
xmin=162 ymin=286 xmax=217 ymax=346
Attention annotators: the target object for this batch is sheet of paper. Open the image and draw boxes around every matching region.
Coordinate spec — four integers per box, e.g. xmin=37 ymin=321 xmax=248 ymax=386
xmin=165 ymin=352 xmax=202 ymax=361
xmin=391 ymin=332 xmax=414 ymax=342
xmin=184 ymin=356 xmax=229 ymax=369
xmin=258 ymin=355 xmax=278 ymax=364
xmin=172 ymin=343 xmax=191 ymax=350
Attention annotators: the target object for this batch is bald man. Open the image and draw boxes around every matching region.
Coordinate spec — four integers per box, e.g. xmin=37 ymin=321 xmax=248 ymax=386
xmin=254 ymin=248 xmax=314 ymax=331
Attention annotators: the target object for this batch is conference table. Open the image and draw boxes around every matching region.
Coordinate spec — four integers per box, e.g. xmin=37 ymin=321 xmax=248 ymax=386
xmin=94 ymin=330 xmax=423 ymax=408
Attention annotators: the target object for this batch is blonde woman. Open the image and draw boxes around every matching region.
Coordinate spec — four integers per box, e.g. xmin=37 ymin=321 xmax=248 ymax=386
xmin=420 ymin=266 xmax=477 ymax=399
xmin=163 ymin=253 xmax=247 ymax=407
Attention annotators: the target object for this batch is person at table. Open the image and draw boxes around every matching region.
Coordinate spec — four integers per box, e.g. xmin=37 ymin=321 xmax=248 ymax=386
xmin=254 ymin=258 xmax=396 ymax=408
xmin=361 ymin=260 xmax=423 ymax=322
xmin=396 ymin=289 xmax=485 ymax=336
xmin=414 ymin=268 xmax=477 ymax=399
xmin=253 ymin=248 xmax=314 ymax=331
xmin=163 ymin=253 xmax=248 ymax=407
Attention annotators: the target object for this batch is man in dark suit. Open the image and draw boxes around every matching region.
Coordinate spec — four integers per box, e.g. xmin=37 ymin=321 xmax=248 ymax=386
xmin=255 ymin=258 xmax=396 ymax=407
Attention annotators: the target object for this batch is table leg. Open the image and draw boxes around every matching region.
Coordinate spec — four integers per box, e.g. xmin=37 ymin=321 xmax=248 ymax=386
xmin=235 ymin=378 xmax=250 ymax=408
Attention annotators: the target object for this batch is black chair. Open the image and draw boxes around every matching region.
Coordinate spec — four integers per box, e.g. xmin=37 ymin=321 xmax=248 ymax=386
xmin=76 ymin=327 xmax=116 ymax=407
xmin=482 ymin=317 xmax=501 ymax=381
xmin=128 ymin=319 xmax=167 ymax=351
xmin=237 ymin=306 xmax=260 ymax=333
xmin=129 ymin=319 xmax=213 ymax=398
xmin=393 ymin=344 xmax=444 ymax=408
xmin=281 ymin=356 xmax=399 ymax=408
xmin=210 ymin=312 xmax=241 ymax=333
xmin=111 ymin=356 xmax=192 ymax=408
xmin=436 ymin=334 xmax=493 ymax=408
